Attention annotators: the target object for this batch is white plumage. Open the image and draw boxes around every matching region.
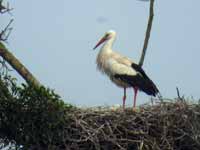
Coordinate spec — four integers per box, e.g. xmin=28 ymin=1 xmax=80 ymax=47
xmin=93 ymin=30 xmax=159 ymax=110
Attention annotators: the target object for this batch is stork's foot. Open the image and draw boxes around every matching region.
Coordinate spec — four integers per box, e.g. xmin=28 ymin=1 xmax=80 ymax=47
xmin=132 ymin=107 xmax=140 ymax=112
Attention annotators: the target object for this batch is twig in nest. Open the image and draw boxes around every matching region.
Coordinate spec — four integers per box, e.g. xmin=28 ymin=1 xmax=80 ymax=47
xmin=176 ymin=87 xmax=181 ymax=99
xmin=176 ymin=87 xmax=184 ymax=102
xmin=139 ymin=0 xmax=155 ymax=67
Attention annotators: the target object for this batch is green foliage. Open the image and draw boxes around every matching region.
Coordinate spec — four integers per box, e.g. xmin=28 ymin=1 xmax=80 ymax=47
xmin=0 ymin=74 xmax=73 ymax=149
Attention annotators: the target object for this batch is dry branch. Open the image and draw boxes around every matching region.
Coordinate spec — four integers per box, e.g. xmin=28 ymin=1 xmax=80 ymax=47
xmin=0 ymin=0 xmax=13 ymax=14
xmin=139 ymin=0 xmax=155 ymax=67
xmin=0 ymin=0 xmax=40 ymax=87
xmin=0 ymin=42 xmax=41 ymax=87
xmin=0 ymin=19 xmax=13 ymax=41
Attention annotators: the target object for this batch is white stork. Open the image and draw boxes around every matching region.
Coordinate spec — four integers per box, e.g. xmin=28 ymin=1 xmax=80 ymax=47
xmin=93 ymin=30 xmax=159 ymax=110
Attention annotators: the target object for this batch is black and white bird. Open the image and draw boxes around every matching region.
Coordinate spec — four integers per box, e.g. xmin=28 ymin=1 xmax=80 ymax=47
xmin=93 ymin=30 xmax=159 ymax=110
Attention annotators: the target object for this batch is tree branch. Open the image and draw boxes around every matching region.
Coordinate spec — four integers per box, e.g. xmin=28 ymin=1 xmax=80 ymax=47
xmin=0 ymin=42 xmax=41 ymax=87
xmin=0 ymin=1 xmax=40 ymax=87
xmin=0 ymin=19 xmax=13 ymax=42
xmin=0 ymin=0 xmax=13 ymax=14
xmin=138 ymin=0 xmax=155 ymax=67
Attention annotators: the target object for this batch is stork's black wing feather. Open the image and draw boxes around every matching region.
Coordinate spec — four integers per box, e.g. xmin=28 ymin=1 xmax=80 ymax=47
xmin=131 ymin=63 xmax=148 ymax=78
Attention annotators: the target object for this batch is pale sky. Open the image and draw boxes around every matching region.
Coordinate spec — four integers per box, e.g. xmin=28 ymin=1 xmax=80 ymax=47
xmin=1 ymin=0 xmax=200 ymax=106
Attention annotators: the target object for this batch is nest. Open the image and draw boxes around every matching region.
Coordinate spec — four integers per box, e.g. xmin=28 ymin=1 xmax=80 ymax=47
xmin=63 ymin=100 xmax=200 ymax=150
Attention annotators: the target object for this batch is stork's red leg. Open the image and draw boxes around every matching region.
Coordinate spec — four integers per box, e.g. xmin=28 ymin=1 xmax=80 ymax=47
xmin=133 ymin=87 xmax=138 ymax=108
xmin=123 ymin=87 xmax=126 ymax=110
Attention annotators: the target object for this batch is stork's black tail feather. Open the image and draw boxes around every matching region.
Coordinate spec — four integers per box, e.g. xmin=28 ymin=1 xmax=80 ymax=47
xmin=131 ymin=63 xmax=159 ymax=96
xmin=114 ymin=74 xmax=159 ymax=96
xmin=140 ymin=77 xmax=159 ymax=96
xmin=114 ymin=63 xmax=159 ymax=97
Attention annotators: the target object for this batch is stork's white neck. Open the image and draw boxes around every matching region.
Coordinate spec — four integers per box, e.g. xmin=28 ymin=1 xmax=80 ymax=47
xmin=100 ymin=35 xmax=116 ymax=52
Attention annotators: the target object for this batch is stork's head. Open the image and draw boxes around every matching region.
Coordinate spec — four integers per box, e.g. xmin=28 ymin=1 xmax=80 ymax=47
xmin=93 ymin=30 xmax=116 ymax=50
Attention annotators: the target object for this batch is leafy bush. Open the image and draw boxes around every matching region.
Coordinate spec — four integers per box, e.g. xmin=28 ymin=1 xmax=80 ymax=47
xmin=0 ymin=74 xmax=73 ymax=149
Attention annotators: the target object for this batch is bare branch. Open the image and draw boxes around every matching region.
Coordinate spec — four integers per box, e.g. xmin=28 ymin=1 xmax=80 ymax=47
xmin=0 ymin=42 xmax=41 ymax=87
xmin=0 ymin=1 xmax=40 ymax=87
xmin=139 ymin=0 xmax=155 ymax=67
xmin=0 ymin=0 xmax=13 ymax=14
xmin=0 ymin=19 xmax=13 ymax=41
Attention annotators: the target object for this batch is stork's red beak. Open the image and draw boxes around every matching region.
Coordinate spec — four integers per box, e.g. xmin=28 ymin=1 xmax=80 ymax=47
xmin=93 ymin=36 xmax=107 ymax=50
